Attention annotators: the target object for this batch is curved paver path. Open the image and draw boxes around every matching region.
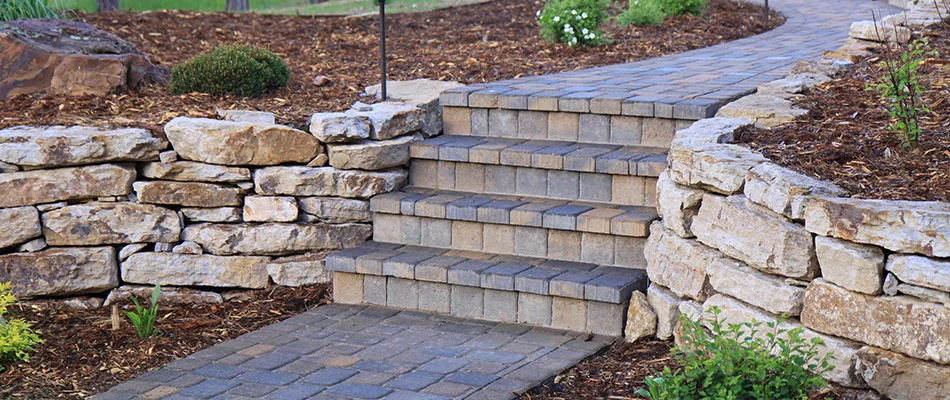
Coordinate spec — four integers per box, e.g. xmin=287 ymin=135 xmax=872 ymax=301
xmin=94 ymin=1 xmax=900 ymax=399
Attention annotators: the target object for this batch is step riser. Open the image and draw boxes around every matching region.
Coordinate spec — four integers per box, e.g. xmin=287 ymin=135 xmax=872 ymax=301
xmin=373 ymin=214 xmax=648 ymax=269
xmin=443 ymin=107 xmax=696 ymax=148
xmin=334 ymin=273 xmax=628 ymax=336
xmin=409 ymin=159 xmax=658 ymax=207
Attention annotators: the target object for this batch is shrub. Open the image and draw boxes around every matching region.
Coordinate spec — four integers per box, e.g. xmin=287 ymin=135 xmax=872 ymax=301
xmin=658 ymin=0 xmax=708 ymax=16
xmin=170 ymin=44 xmax=291 ymax=97
xmin=636 ymin=307 xmax=833 ymax=400
xmin=0 ymin=0 xmax=62 ymax=21
xmin=870 ymin=36 xmax=936 ymax=148
xmin=617 ymin=0 xmax=665 ymax=27
xmin=0 ymin=282 xmax=43 ymax=371
xmin=537 ymin=0 xmax=610 ymax=47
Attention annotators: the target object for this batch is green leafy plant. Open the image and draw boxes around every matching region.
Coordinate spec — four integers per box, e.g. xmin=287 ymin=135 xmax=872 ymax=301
xmin=170 ymin=44 xmax=291 ymax=97
xmin=657 ymin=0 xmax=708 ymax=16
xmin=617 ymin=0 xmax=665 ymax=27
xmin=636 ymin=307 xmax=833 ymax=400
xmin=123 ymin=284 xmax=161 ymax=339
xmin=0 ymin=282 xmax=43 ymax=371
xmin=870 ymin=36 xmax=937 ymax=148
xmin=0 ymin=0 xmax=63 ymax=21
xmin=537 ymin=0 xmax=610 ymax=47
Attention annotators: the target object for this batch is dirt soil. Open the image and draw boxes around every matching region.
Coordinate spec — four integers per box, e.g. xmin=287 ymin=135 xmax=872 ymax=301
xmin=0 ymin=0 xmax=781 ymax=132
xmin=1 ymin=284 xmax=331 ymax=399
xmin=739 ymin=20 xmax=950 ymax=203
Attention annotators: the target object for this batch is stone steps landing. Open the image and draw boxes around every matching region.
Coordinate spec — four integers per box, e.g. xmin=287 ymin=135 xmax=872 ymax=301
xmin=328 ymin=242 xmax=647 ymax=336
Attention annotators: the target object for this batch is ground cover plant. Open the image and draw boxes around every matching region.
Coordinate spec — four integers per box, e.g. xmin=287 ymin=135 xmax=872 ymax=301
xmin=0 ymin=283 xmax=43 ymax=372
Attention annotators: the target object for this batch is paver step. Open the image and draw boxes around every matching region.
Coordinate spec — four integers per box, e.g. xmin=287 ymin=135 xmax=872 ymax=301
xmin=327 ymin=242 xmax=647 ymax=336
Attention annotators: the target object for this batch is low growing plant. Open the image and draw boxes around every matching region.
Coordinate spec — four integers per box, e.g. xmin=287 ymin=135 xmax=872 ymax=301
xmin=636 ymin=307 xmax=833 ymax=400
xmin=170 ymin=44 xmax=291 ymax=97
xmin=0 ymin=0 xmax=63 ymax=21
xmin=124 ymin=284 xmax=161 ymax=339
xmin=0 ymin=282 xmax=43 ymax=371
xmin=870 ymin=35 xmax=937 ymax=148
xmin=617 ymin=0 xmax=666 ymax=27
xmin=657 ymin=0 xmax=708 ymax=16
xmin=537 ymin=0 xmax=610 ymax=47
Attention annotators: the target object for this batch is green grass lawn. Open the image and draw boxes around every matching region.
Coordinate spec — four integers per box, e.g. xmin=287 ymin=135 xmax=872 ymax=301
xmin=52 ymin=0 xmax=486 ymax=15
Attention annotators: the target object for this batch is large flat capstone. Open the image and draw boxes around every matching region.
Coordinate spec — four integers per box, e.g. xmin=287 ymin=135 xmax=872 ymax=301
xmin=0 ymin=126 xmax=166 ymax=167
xmin=164 ymin=117 xmax=322 ymax=166
xmin=0 ymin=164 xmax=136 ymax=208
xmin=182 ymin=223 xmax=371 ymax=256
xmin=121 ymin=252 xmax=269 ymax=289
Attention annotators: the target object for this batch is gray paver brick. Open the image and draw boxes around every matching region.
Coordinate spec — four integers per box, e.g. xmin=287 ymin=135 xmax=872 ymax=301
xmin=483 ymin=288 xmax=519 ymax=322
xmin=180 ymin=379 xmax=239 ymax=397
xmin=327 ymin=383 xmax=393 ymax=399
xmin=481 ymin=261 xmax=534 ymax=291
xmin=385 ymin=371 xmax=443 ymax=391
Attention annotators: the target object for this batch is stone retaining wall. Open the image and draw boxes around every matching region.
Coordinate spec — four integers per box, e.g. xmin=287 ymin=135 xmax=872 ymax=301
xmin=0 ymin=80 xmax=456 ymax=308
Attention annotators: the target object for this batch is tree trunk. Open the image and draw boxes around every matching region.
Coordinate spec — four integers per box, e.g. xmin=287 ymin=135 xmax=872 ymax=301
xmin=97 ymin=0 xmax=119 ymax=11
xmin=226 ymin=0 xmax=250 ymax=12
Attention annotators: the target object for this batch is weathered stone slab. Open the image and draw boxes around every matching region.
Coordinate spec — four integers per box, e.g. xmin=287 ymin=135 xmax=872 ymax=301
xmin=17 ymin=238 xmax=47 ymax=253
xmin=217 ymin=109 xmax=275 ymax=125
xmin=668 ymin=142 xmax=767 ymax=195
xmin=164 ymin=117 xmax=321 ymax=166
xmin=816 ymin=236 xmax=885 ymax=295
xmin=42 ymin=202 xmax=180 ymax=246
xmin=625 ymin=291 xmax=657 ymax=342
xmin=647 ymin=284 xmax=681 ymax=341
xmin=133 ymin=181 xmax=243 ymax=207
xmin=671 ymin=117 xmax=753 ymax=145
xmin=655 ymin=170 xmax=704 ymax=238
xmin=254 ymin=167 xmax=407 ymax=199
xmin=0 ymin=206 xmax=41 ymax=249
xmin=0 ymin=247 xmax=118 ymax=298
xmin=297 ymin=197 xmax=372 ymax=223
xmin=706 ymin=256 xmax=805 ymax=316
xmin=181 ymin=207 xmax=242 ymax=223
xmin=802 ymin=279 xmax=950 ymax=364
xmin=183 ymin=223 xmax=371 ymax=256
xmin=790 ymin=58 xmax=854 ymax=77
xmin=644 ymin=222 xmax=716 ymax=301
xmin=715 ymin=93 xmax=808 ymax=128
xmin=308 ymin=112 xmax=371 ymax=143
xmin=104 ymin=285 xmax=223 ymax=307
xmin=327 ymin=135 xmax=415 ymax=170
xmin=119 ymin=243 xmax=148 ymax=261
xmin=887 ymin=255 xmax=950 ymax=293
xmin=266 ymin=253 xmax=331 ymax=286
xmin=0 ymin=164 xmax=135 ymax=208
xmin=352 ymin=102 xmax=425 ymax=140
xmin=692 ymin=194 xmax=819 ymax=279
xmin=0 ymin=126 xmax=166 ymax=167
xmin=745 ymin=163 xmax=847 ymax=220
xmin=140 ymin=161 xmax=250 ymax=183
xmin=804 ymin=196 xmax=950 ymax=257
xmin=172 ymin=241 xmax=203 ymax=255
xmin=121 ymin=252 xmax=269 ymax=289
xmin=856 ymin=347 xmax=950 ymax=400
xmin=243 ymin=196 xmax=298 ymax=223
xmin=850 ymin=20 xmax=911 ymax=43
xmin=364 ymin=79 xmax=465 ymax=137
xmin=824 ymin=38 xmax=880 ymax=63
xmin=898 ymin=283 xmax=950 ymax=304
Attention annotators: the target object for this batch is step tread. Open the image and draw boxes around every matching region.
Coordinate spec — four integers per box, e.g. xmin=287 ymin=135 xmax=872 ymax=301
xmin=371 ymin=189 xmax=658 ymax=237
xmin=327 ymin=242 xmax=647 ymax=304
xmin=410 ymin=135 xmax=668 ymax=178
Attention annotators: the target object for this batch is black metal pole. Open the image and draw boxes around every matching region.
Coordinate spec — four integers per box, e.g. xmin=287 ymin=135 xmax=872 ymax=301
xmin=764 ymin=0 xmax=769 ymax=23
xmin=379 ymin=0 xmax=387 ymax=101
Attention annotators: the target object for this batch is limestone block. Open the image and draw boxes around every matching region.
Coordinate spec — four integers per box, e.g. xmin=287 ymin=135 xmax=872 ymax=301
xmin=0 ymin=126 xmax=166 ymax=167
xmin=164 ymin=117 xmax=321 ymax=166
xmin=217 ymin=109 xmax=275 ymax=125
xmin=824 ymin=38 xmax=880 ymax=63
xmin=850 ymin=20 xmax=912 ymax=43
xmin=744 ymin=163 xmax=847 ymax=220
xmin=297 ymin=197 xmax=372 ymax=223
xmin=898 ymin=283 xmax=950 ymax=304
xmin=706 ymin=256 xmax=805 ymax=316
xmin=816 ymin=236 xmax=885 ymax=295
xmin=181 ymin=207 xmax=242 ymax=223
xmin=655 ymin=170 xmax=704 ymax=238
xmin=0 ymin=206 xmax=41 ymax=249
xmin=266 ymin=253 xmax=331 ymax=286
xmin=183 ymin=223 xmax=371 ymax=256
xmin=883 ymin=272 xmax=899 ymax=296
xmin=668 ymin=142 xmax=767 ymax=195
xmin=786 ymin=73 xmax=832 ymax=92
xmin=308 ymin=112 xmax=371 ymax=143
xmin=365 ymin=79 xmax=464 ymax=136
xmin=119 ymin=243 xmax=148 ymax=261
xmin=172 ymin=241 xmax=202 ymax=255
xmin=692 ymin=194 xmax=819 ymax=279
xmin=0 ymin=160 xmax=17 ymax=172
xmin=801 ymin=279 xmax=950 ymax=364
xmin=804 ymin=196 xmax=950 ymax=257
xmin=886 ymin=255 xmax=950 ymax=293
xmin=647 ymin=284 xmax=681 ymax=340
xmin=121 ymin=252 xmax=269 ymax=289
xmin=327 ymin=135 xmax=415 ymax=170
xmin=624 ymin=291 xmax=657 ymax=342
xmin=17 ymin=238 xmax=47 ymax=253
xmin=243 ymin=196 xmax=298 ymax=223
xmin=254 ymin=166 xmax=407 ymax=199
xmin=133 ymin=181 xmax=243 ymax=207
xmin=756 ymin=78 xmax=804 ymax=96
xmin=0 ymin=247 xmax=118 ymax=298
xmin=644 ymin=222 xmax=716 ymax=301
xmin=159 ymin=150 xmax=178 ymax=163
xmin=714 ymin=94 xmax=808 ymax=128
xmin=856 ymin=347 xmax=950 ymax=400
xmin=790 ymin=58 xmax=854 ymax=77
xmin=140 ymin=161 xmax=250 ymax=183
xmin=670 ymin=117 xmax=753 ymax=145
xmin=0 ymin=164 xmax=135 ymax=208
xmin=42 ymin=202 xmax=180 ymax=246
xmin=104 ymin=285 xmax=223 ymax=307
xmin=352 ymin=102 xmax=426 ymax=140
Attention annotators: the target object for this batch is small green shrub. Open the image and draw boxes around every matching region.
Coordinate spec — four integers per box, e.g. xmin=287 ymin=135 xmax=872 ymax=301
xmin=636 ymin=307 xmax=833 ymax=400
xmin=170 ymin=44 xmax=291 ymax=97
xmin=0 ymin=0 xmax=62 ymax=21
xmin=658 ymin=0 xmax=708 ymax=16
xmin=124 ymin=284 xmax=161 ymax=339
xmin=537 ymin=0 xmax=610 ymax=47
xmin=870 ymin=37 xmax=936 ymax=148
xmin=617 ymin=0 xmax=665 ymax=27
xmin=0 ymin=282 xmax=43 ymax=371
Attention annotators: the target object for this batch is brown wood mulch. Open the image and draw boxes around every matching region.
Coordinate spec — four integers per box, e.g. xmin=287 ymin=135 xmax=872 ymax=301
xmin=738 ymin=20 xmax=950 ymax=203
xmin=0 ymin=0 xmax=781 ymax=133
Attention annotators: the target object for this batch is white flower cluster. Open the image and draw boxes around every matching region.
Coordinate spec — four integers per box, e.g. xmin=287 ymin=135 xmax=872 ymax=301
xmin=538 ymin=5 xmax=599 ymax=46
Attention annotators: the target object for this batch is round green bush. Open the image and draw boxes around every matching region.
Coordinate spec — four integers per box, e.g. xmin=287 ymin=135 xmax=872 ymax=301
xmin=170 ymin=44 xmax=291 ymax=97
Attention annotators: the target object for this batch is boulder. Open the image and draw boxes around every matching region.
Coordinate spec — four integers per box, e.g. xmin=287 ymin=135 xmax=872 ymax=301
xmin=744 ymin=163 xmax=847 ymax=220
xmin=655 ymin=170 xmax=704 ymax=238
xmin=297 ymin=197 xmax=372 ymax=223
xmin=140 ymin=161 xmax=251 ymax=183
xmin=0 ymin=206 xmax=41 ymax=249
xmin=647 ymin=284 xmax=681 ymax=341
xmin=705 ymin=256 xmax=806 ymax=316
xmin=164 ymin=117 xmax=321 ymax=166
xmin=308 ymin=112 xmax=371 ymax=143
xmin=0 ymin=126 xmax=166 ymax=167
xmin=182 ymin=223 xmax=371 ymax=256
xmin=0 ymin=19 xmax=167 ymax=101
xmin=715 ymin=94 xmax=808 ymax=128
xmin=121 ymin=252 xmax=269 ymax=289
xmin=0 ymin=247 xmax=118 ymax=298
xmin=243 ymin=196 xmax=299 ymax=223
xmin=624 ymin=291 xmax=658 ymax=342
xmin=266 ymin=253 xmax=331 ymax=286
xmin=815 ymin=236 xmax=885 ymax=295
xmin=856 ymin=347 xmax=950 ymax=400
xmin=644 ymin=222 xmax=716 ymax=301
xmin=668 ymin=142 xmax=767 ymax=195
xmin=364 ymin=79 xmax=465 ymax=136
xmin=887 ymin=255 xmax=950 ymax=293
xmin=0 ymin=164 xmax=135 ymax=208
xmin=804 ymin=196 xmax=950 ymax=257
xmin=327 ymin=135 xmax=415 ymax=170
xmin=180 ymin=207 xmax=243 ymax=223
xmin=104 ymin=285 xmax=223 ymax=307
xmin=42 ymin=202 xmax=180 ymax=246
xmin=254 ymin=166 xmax=407 ymax=199
xmin=133 ymin=181 xmax=243 ymax=207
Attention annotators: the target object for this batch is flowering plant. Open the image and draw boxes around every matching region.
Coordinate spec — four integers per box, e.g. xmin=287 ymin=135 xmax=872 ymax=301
xmin=537 ymin=0 xmax=610 ymax=47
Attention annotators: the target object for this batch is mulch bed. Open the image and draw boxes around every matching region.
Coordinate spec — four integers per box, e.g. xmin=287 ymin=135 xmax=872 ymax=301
xmin=0 ymin=0 xmax=781 ymax=132
xmin=1 ymin=284 xmax=331 ymax=399
xmin=738 ymin=20 xmax=950 ymax=203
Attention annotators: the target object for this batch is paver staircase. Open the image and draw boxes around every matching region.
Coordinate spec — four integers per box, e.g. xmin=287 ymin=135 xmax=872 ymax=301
xmin=325 ymin=88 xmax=719 ymax=337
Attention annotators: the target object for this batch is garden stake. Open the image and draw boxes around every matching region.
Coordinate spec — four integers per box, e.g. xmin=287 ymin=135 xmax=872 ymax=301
xmin=379 ymin=0 xmax=388 ymax=101
xmin=764 ymin=0 xmax=769 ymax=22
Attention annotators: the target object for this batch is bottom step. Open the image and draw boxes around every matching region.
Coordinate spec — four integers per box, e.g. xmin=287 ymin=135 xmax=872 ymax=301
xmin=327 ymin=242 xmax=647 ymax=336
